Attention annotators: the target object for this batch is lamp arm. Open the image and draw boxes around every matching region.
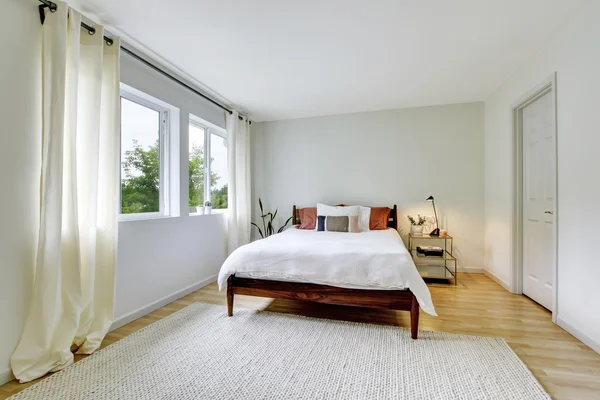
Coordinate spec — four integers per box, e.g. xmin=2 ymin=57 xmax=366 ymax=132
xmin=432 ymin=200 xmax=439 ymax=229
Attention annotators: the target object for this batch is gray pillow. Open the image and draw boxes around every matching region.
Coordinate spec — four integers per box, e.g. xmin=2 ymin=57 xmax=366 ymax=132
xmin=326 ymin=216 xmax=349 ymax=232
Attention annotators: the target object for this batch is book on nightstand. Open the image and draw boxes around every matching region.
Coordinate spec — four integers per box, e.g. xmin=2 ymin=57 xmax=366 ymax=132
xmin=416 ymin=246 xmax=444 ymax=257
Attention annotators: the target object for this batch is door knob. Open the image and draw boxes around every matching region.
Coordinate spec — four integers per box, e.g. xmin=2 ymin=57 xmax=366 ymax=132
xmin=544 ymin=211 xmax=554 ymax=215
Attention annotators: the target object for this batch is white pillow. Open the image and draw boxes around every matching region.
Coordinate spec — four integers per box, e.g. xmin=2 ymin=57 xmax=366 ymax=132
xmin=316 ymin=204 xmax=360 ymax=230
xmin=356 ymin=206 xmax=371 ymax=232
xmin=316 ymin=204 xmax=370 ymax=232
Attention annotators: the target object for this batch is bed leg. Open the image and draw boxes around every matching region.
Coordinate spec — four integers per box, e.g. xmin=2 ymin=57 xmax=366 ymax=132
xmin=410 ymin=294 xmax=419 ymax=339
xmin=227 ymin=275 xmax=234 ymax=317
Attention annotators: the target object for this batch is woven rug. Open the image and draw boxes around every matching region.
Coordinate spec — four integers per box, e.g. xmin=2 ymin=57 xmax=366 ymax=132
xmin=10 ymin=303 xmax=549 ymax=399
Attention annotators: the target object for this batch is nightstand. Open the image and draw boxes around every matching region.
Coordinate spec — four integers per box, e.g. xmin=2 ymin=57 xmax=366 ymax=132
xmin=408 ymin=233 xmax=457 ymax=285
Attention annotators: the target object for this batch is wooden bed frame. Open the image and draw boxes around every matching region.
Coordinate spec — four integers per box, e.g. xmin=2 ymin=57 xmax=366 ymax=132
xmin=226 ymin=204 xmax=421 ymax=339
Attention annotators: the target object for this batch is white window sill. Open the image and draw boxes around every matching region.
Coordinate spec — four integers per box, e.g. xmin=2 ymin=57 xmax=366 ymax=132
xmin=118 ymin=213 xmax=175 ymax=222
xmin=189 ymin=209 xmax=228 ymax=216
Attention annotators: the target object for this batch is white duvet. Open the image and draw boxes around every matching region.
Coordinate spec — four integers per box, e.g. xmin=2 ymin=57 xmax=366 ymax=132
xmin=217 ymin=228 xmax=437 ymax=316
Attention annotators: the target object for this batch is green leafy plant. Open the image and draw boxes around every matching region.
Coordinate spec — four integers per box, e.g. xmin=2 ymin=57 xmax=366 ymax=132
xmin=251 ymin=198 xmax=292 ymax=238
xmin=408 ymin=214 xmax=427 ymax=226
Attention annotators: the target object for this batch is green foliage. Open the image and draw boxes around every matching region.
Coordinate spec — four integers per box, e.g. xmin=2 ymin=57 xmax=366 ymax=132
xmin=211 ymin=184 xmax=228 ymax=209
xmin=251 ymin=197 xmax=292 ymax=238
xmin=121 ymin=140 xmax=160 ymax=214
xmin=121 ymin=140 xmax=228 ymax=214
xmin=188 ymin=143 xmax=220 ymax=207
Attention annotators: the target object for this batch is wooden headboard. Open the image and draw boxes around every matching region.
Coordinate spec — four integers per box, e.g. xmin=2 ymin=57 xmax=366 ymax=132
xmin=292 ymin=204 xmax=398 ymax=230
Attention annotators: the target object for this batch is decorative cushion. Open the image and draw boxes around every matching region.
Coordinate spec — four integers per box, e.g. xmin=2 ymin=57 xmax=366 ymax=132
xmin=348 ymin=215 xmax=359 ymax=233
xmin=369 ymin=207 xmax=391 ymax=230
xmin=317 ymin=215 xmax=326 ymax=231
xmin=297 ymin=207 xmax=317 ymax=230
xmin=326 ymin=216 xmax=349 ymax=232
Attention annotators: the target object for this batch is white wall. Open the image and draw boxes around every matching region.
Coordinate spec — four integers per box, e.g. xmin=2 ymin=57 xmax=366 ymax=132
xmin=0 ymin=0 xmax=41 ymax=384
xmin=114 ymin=51 xmax=228 ymax=327
xmin=484 ymin=1 xmax=600 ymax=352
xmin=252 ymin=103 xmax=485 ymax=271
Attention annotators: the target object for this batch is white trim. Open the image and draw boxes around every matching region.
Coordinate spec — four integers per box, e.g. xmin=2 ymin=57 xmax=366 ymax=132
xmin=189 ymin=114 xmax=226 ymax=136
xmin=557 ymin=317 xmax=600 ymax=355
xmin=0 ymin=368 xmax=14 ymax=386
xmin=109 ymin=274 xmax=217 ymax=332
xmin=120 ymin=83 xmax=175 ymax=111
xmin=118 ymin=212 xmax=168 ymax=222
xmin=485 ymin=270 xmax=512 ymax=292
xmin=189 ymin=209 xmax=228 ymax=216
xmin=120 ymin=83 xmax=171 ymax=114
xmin=511 ymin=73 xmax=558 ymax=323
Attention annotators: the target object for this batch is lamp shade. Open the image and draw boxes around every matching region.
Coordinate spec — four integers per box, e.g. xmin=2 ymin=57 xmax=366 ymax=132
xmin=426 ymin=195 xmax=434 ymax=201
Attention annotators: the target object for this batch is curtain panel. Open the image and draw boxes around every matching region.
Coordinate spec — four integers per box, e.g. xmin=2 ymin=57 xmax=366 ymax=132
xmin=226 ymin=111 xmax=251 ymax=252
xmin=10 ymin=2 xmax=120 ymax=383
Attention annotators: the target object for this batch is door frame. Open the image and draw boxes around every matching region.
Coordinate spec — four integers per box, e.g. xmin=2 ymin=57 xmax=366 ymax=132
xmin=511 ymin=73 xmax=558 ymax=323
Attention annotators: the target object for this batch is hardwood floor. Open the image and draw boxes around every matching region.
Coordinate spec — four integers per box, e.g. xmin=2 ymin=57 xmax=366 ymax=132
xmin=1 ymin=273 xmax=599 ymax=399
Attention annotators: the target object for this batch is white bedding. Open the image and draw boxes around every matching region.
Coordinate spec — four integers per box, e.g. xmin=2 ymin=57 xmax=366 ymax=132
xmin=217 ymin=228 xmax=437 ymax=316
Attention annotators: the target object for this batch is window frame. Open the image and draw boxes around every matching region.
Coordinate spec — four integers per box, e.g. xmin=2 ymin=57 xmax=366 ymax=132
xmin=119 ymin=86 xmax=171 ymax=221
xmin=189 ymin=115 xmax=228 ymax=215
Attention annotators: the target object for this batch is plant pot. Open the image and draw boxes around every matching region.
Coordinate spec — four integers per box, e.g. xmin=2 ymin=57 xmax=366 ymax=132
xmin=411 ymin=224 xmax=424 ymax=236
xmin=197 ymin=206 xmax=205 ymax=215
xmin=205 ymin=206 xmax=212 ymax=215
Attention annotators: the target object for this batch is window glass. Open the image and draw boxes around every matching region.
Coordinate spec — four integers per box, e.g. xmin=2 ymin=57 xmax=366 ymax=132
xmin=188 ymin=124 xmax=206 ymax=209
xmin=120 ymin=97 xmax=161 ymax=214
xmin=210 ymin=133 xmax=228 ymax=209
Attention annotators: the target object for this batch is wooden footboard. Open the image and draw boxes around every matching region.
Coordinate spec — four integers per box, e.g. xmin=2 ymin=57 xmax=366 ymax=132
xmin=226 ymin=275 xmax=420 ymax=339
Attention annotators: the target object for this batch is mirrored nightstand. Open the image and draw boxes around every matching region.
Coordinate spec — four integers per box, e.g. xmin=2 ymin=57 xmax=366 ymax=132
xmin=408 ymin=233 xmax=457 ymax=285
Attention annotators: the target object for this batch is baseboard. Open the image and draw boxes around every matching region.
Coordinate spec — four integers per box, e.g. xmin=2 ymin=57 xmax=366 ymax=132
xmin=457 ymin=266 xmax=485 ymax=274
xmin=557 ymin=317 xmax=600 ymax=355
xmin=484 ymin=270 xmax=512 ymax=292
xmin=109 ymin=274 xmax=218 ymax=332
xmin=0 ymin=367 xmax=15 ymax=386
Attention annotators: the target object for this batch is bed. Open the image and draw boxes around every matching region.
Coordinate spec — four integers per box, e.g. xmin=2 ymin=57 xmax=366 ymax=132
xmin=217 ymin=205 xmax=437 ymax=339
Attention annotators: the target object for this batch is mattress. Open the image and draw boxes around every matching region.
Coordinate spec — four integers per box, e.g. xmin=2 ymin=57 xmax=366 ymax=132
xmin=217 ymin=227 xmax=436 ymax=316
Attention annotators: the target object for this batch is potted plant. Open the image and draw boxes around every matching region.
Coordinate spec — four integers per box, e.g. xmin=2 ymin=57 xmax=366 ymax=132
xmin=408 ymin=214 xmax=426 ymax=236
xmin=251 ymin=198 xmax=292 ymax=238
xmin=204 ymin=201 xmax=212 ymax=215
xmin=189 ymin=199 xmax=204 ymax=215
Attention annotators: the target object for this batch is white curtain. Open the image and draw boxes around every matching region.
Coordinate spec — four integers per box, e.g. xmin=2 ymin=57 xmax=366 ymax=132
xmin=226 ymin=111 xmax=252 ymax=252
xmin=10 ymin=2 xmax=120 ymax=383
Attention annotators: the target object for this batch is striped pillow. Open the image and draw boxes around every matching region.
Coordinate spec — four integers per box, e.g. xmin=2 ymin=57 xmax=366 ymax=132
xmin=317 ymin=215 xmax=352 ymax=232
xmin=348 ymin=215 xmax=359 ymax=233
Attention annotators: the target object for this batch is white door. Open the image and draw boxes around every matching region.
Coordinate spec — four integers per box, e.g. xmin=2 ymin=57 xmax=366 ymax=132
xmin=522 ymin=91 xmax=555 ymax=310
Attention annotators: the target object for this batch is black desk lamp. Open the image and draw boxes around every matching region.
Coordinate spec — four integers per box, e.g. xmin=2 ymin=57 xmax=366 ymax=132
xmin=426 ymin=195 xmax=440 ymax=236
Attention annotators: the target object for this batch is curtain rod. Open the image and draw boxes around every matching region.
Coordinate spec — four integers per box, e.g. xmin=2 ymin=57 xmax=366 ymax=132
xmin=37 ymin=0 xmax=250 ymax=123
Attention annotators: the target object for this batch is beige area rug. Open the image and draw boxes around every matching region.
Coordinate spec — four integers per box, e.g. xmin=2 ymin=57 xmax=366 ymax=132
xmin=10 ymin=303 xmax=549 ymax=399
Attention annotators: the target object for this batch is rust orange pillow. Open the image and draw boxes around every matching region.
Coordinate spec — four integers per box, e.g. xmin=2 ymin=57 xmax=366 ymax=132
xmin=369 ymin=207 xmax=391 ymax=230
xmin=297 ymin=207 xmax=317 ymax=230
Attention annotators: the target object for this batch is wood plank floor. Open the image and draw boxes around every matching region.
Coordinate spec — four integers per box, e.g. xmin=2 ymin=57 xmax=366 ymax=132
xmin=1 ymin=273 xmax=599 ymax=399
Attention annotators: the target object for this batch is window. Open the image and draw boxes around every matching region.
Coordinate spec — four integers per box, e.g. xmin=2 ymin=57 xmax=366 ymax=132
xmin=189 ymin=116 xmax=228 ymax=213
xmin=120 ymin=86 xmax=170 ymax=217
xmin=209 ymin=132 xmax=228 ymax=209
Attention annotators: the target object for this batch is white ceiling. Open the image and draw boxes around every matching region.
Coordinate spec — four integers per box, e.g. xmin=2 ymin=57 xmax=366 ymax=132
xmin=75 ymin=0 xmax=584 ymax=121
